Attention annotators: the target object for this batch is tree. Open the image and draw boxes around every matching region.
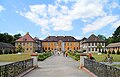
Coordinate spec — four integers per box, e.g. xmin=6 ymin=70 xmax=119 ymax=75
xmin=4 ymin=50 xmax=8 ymax=54
xmin=9 ymin=50 xmax=12 ymax=54
xmin=104 ymin=50 xmax=107 ymax=54
xmin=97 ymin=44 xmax=102 ymax=53
xmin=98 ymin=35 xmax=106 ymax=40
xmin=108 ymin=50 xmax=111 ymax=54
xmin=112 ymin=50 xmax=115 ymax=54
xmin=14 ymin=33 xmax=21 ymax=40
xmin=117 ymin=50 xmax=120 ymax=55
xmin=0 ymin=33 xmax=14 ymax=44
xmin=16 ymin=45 xmax=24 ymax=53
xmin=0 ymin=50 xmax=3 ymax=54
xmin=106 ymin=26 xmax=120 ymax=44
xmin=13 ymin=33 xmax=22 ymax=45
xmin=0 ymin=33 xmax=21 ymax=45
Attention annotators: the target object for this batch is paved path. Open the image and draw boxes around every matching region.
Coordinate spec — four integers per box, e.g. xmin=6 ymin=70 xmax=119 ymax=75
xmin=23 ymin=55 xmax=91 ymax=77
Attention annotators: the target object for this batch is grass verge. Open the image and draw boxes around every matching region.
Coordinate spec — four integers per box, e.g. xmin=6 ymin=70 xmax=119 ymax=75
xmin=92 ymin=53 xmax=120 ymax=62
xmin=0 ymin=54 xmax=31 ymax=62
xmin=112 ymin=64 xmax=120 ymax=68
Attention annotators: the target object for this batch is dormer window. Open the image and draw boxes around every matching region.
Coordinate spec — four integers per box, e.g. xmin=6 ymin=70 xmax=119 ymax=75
xmin=23 ymin=38 xmax=27 ymax=41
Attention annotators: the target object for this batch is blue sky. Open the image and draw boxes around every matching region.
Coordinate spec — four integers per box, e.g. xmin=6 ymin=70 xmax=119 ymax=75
xmin=0 ymin=0 xmax=120 ymax=40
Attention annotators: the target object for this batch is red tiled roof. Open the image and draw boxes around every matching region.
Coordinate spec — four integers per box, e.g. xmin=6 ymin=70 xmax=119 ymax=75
xmin=43 ymin=36 xmax=79 ymax=42
xmin=16 ymin=32 xmax=34 ymax=42
xmin=85 ymin=34 xmax=105 ymax=43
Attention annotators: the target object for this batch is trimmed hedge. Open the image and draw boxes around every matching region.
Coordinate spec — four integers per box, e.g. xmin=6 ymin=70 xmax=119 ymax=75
xmin=69 ymin=52 xmax=80 ymax=61
xmin=38 ymin=52 xmax=52 ymax=61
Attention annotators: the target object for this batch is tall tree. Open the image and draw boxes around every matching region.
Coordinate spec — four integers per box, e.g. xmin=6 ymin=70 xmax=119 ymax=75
xmin=13 ymin=33 xmax=21 ymax=41
xmin=106 ymin=26 xmax=120 ymax=44
xmin=0 ymin=33 xmax=14 ymax=44
xmin=112 ymin=26 xmax=120 ymax=43
xmin=98 ymin=34 xmax=106 ymax=40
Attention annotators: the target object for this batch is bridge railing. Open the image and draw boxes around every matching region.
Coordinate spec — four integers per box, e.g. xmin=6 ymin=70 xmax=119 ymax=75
xmin=84 ymin=58 xmax=120 ymax=77
xmin=0 ymin=58 xmax=33 ymax=77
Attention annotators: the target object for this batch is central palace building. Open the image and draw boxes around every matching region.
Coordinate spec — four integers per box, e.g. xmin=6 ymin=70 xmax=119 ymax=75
xmin=42 ymin=36 xmax=80 ymax=51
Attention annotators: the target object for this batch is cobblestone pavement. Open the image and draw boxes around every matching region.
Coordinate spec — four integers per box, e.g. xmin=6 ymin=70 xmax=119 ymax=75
xmin=23 ymin=54 xmax=91 ymax=77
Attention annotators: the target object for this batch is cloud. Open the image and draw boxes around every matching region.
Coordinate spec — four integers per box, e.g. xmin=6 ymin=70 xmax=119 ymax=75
xmin=74 ymin=36 xmax=81 ymax=39
xmin=0 ymin=5 xmax=5 ymax=12
xmin=82 ymin=15 xmax=118 ymax=33
xmin=112 ymin=20 xmax=120 ymax=28
xmin=69 ymin=0 xmax=106 ymax=19
xmin=19 ymin=0 xmax=120 ymax=35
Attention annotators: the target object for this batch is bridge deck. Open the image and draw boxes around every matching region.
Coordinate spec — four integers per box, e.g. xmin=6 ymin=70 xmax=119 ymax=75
xmin=23 ymin=54 xmax=91 ymax=77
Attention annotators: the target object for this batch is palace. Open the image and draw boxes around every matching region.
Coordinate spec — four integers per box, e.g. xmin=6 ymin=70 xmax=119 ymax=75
xmin=80 ymin=34 xmax=106 ymax=52
xmin=15 ymin=32 xmax=41 ymax=53
xmin=42 ymin=36 xmax=80 ymax=52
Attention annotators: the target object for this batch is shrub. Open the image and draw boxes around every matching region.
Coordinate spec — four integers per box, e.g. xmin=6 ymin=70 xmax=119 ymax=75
xmin=35 ymin=50 xmax=43 ymax=53
xmin=112 ymin=50 xmax=115 ymax=54
xmin=102 ymin=50 xmax=104 ymax=53
xmin=104 ymin=50 xmax=107 ymax=54
xmin=38 ymin=52 xmax=52 ymax=61
xmin=38 ymin=54 xmax=45 ymax=61
xmin=74 ymin=54 xmax=80 ymax=61
xmin=0 ymin=50 xmax=3 ymax=54
xmin=108 ymin=50 xmax=111 ymax=54
xmin=4 ymin=50 xmax=8 ymax=54
xmin=83 ymin=50 xmax=86 ymax=52
xmin=9 ymin=50 xmax=12 ymax=54
xmin=117 ymin=50 xmax=120 ymax=55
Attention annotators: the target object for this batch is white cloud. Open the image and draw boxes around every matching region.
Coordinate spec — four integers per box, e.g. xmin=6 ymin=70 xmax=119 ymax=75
xmin=112 ymin=20 xmax=120 ymax=28
xmin=69 ymin=0 xmax=106 ymax=19
xmin=20 ymin=0 xmax=119 ymax=35
xmin=82 ymin=15 xmax=118 ymax=33
xmin=74 ymin=36 xmax=81 ymax=39
xmin=110 ymin=1 xmax=119 ymax=9
xmin=0 ymin=5 xmax=5 ymax=12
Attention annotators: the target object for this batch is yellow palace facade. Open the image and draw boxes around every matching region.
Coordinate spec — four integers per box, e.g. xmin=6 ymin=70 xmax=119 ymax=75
xmin=42 ymin=36 xmax=80 ymax=51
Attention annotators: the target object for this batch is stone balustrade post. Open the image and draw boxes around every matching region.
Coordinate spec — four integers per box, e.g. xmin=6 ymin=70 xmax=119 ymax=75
xmin=80 ymin=54 xmax=87 ymax=69
xmin=31 ymin=53 xmax=38 ymax=68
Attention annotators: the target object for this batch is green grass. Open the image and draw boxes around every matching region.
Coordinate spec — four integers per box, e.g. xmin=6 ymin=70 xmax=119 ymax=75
xmin=92 ymin=53 xmax=120 ymax=62
xmin=0 ymin=54 xmax=31 ymax=62
xmin=112 ymin=64 xmax=120 ymax=68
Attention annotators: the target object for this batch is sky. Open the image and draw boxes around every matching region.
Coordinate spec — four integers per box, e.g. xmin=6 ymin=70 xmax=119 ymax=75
xmin=0 ymin=0 xmax=120 ymax=40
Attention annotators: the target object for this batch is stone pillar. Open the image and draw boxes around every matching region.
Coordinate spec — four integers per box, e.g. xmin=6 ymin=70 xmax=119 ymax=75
xmin=80 ymin=54 xmax=87 ymax=69
xmin=31 ymin=53 xmax=38 ymax=68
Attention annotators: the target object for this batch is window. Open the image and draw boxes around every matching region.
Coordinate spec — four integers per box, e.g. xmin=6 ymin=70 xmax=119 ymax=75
xmin=64 ymin=43 xmax=66 ymax=46
xmin=68 ymin=47 xmax=69 ymax=50
xmin=89 ymin=48 xmax=90 ymax=51
xmin=92 ymin=48 xmax=94 ymax=51
xmin=48 ymin=42 xmax=50 ymax=46
xmin=92 ymin=43 xmax=94 ymax=46
xmin=54 ymin=42 xmax=57 ymax=46
xmin=26 ymin=48 xmax=28 ymax=50
xmin=30 ymin=43 xmax=32 ymax=46
xmin=95 ymin=43 xmax=97 ymax=46
xmin=88 ymin=43 xmax=90 ymax=46
xmin=74 ymin=47 xmax=75 ymax=50
xmin=48 ymin=47 xmax=50 ymax=50
xmin=23 ymin=43 xmax=25 ymax=46
xmin=96 ymin=48 xmax=97 ymax=51
xmin=30 ymin=48 xmax=32 ymax=50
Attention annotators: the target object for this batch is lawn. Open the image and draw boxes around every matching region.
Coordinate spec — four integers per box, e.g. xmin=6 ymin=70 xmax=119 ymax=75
xmin=92 ymin=53 xmax=120 ymax=62
xmin=0 ymin=54 xmax=31 ymax=62
xmin=112 ymin=64 xmax=120 ymax=68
